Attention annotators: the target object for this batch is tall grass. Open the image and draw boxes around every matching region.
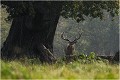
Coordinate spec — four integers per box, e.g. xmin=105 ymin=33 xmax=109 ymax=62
xmin=1 ymin=59 xmax=119 ymax=79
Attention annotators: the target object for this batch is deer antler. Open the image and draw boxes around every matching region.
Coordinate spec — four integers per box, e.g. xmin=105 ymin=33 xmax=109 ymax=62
xmin=72 ymin=32 xmax=82 ymax=43
xmin=61 ymin=32 xmax=70 ymax=42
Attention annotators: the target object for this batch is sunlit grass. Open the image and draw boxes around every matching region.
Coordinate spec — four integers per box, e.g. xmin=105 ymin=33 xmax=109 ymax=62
xmin=1 ymin=60 xmax=119 ymax=79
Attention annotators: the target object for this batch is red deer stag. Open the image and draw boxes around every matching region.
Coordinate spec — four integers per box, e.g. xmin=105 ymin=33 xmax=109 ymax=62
xmin=61 ymin=32 xmax=82 ymax=61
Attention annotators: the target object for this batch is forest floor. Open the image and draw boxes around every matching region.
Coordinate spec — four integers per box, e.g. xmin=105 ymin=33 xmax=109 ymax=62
xmin=1 ymin=59 xmax=119 ymax=79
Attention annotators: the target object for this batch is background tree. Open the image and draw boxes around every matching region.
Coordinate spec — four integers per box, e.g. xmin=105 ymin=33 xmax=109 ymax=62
xmin=53 ymin=13 xmax=119 ymax=58
xmin=1 ymin=1 xmax=119 ymax=63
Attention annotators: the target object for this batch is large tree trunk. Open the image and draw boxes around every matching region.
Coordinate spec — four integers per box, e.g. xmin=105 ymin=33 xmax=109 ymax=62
xmin=1 ymin=2 xmax=62 ymax=63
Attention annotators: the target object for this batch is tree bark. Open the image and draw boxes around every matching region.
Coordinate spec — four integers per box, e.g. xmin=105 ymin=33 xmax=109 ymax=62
xmin=1 ymin=2 xmax=62 ymax=63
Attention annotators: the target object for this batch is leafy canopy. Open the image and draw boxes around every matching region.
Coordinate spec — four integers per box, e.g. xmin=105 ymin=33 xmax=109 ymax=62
xmin=1 ymin=1 xmax=119 ymax=22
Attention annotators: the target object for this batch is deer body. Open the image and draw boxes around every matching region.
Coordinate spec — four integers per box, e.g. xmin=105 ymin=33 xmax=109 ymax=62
xmin=61 ymin=32 xmax=82 ymax=61
xmin=65 ymin=44 xmax=75 ymax=56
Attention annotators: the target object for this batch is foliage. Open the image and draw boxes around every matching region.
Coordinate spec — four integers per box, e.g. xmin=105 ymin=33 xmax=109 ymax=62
xmin=1 ymin=1 xmax=119 ymax=22
xmin=62 ymin=1 xmax=119 ymax=22
xmin=88 ymin=52 xmax=96 ymax=59
xmin=1 ymin=6 xmax=11 ymax=44
xmin=79 ymin=53 xmax=87 ymax=59
xmin=1 ymin=2 xmax=35 ymax=21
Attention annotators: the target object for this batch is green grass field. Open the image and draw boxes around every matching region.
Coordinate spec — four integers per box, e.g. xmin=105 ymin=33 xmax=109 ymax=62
xmin=1 ymin=59 xmax=119 ymax=79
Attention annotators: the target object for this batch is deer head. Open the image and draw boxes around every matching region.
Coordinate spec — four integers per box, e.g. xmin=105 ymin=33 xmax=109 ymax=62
xmin=61 ymin=32 xmax=82 ymax=56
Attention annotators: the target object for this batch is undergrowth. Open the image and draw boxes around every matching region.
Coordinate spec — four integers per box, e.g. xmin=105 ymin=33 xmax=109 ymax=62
xmin=1 ymin=55 xmax=119 ymax=79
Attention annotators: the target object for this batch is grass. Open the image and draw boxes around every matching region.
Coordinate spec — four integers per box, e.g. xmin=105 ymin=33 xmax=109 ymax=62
xmin=1 ymin=59 xmax=119 ymax=79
